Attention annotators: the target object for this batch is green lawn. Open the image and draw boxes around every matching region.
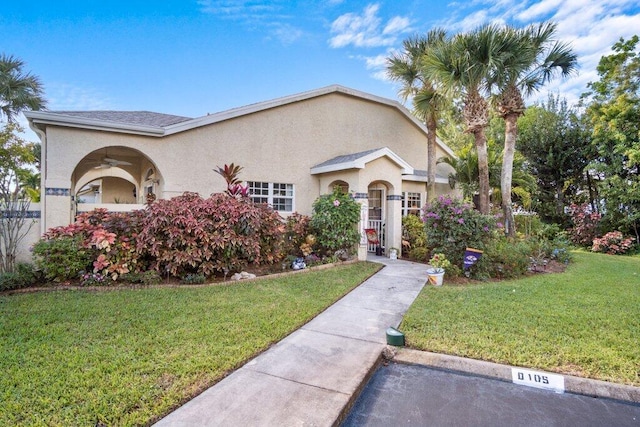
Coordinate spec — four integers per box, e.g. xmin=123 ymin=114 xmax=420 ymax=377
xmin=402 ymin=251 xmax=640 ymax=386
xmin=0 ymin=262 xmax=381 ymax=427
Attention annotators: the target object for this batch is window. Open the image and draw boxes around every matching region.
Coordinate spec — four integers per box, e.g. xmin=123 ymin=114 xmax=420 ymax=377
xmin=143 ymin=168 xmax=156 ymax=201
xmin=402 ymin=192 xmax=422 ymax=216
xmin=368 ymin=189 xmax=383 ymax=221
xmin=248 ymin=181 xmax=294 ymax=212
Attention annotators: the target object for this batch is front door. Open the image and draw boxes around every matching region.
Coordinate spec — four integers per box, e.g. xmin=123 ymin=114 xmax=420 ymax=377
xmin=367 ymin=188 xmax=385 ymax=252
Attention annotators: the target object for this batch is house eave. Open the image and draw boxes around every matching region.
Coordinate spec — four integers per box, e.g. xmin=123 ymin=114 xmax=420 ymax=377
xmin=25 ymin=111 xmax=166 ymax=136
xmin=310 ymin=147 xmax=414 ymax=175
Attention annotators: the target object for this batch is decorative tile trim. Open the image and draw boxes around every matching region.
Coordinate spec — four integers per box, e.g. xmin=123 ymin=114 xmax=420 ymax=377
xmin=45 ymin=187 xmax=70 ymax=196
xmin=1 ymin=210 xmax=41 ymax=219
xmin=352 ymin=192 xmax=368 ymax=199
xmin=386 ymin=195 xmax=403 ymax=201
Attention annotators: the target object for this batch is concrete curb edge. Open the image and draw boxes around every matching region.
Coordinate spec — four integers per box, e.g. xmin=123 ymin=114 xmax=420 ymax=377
xmin=394 ymin=348 xmax=640 ymax=404
xmin=333 ymin=353 xmax=384 ymax=427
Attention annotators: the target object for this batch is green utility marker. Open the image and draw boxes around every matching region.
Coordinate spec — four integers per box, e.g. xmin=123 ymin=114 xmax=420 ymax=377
xmin=386 ymin=327 xmax=405 ymax=346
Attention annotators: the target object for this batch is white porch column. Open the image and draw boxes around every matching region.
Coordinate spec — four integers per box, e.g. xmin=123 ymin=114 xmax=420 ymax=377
xmin=386 ymin=193 xmax=403 ymax=256
xmin=352 ymin=191 xmax=369 ymax=261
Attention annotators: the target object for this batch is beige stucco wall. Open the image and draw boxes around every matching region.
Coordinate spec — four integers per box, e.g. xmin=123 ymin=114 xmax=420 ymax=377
xmin=101 ymin=177 xmax=136 ymax=204
xmin=43 ymin=92 xmax=442 ymax=224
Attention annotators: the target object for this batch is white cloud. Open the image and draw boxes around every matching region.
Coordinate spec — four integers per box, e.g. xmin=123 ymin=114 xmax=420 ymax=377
xmin=383 ymin=16 xmax=411 ymax=35
xmin=198 ymin=0 xmax=302 ymax=45
xmin=516 ymin=0 xmax=564 ymax=21
xmin=364 ymin=54 xmax=388 ymax=70
xmin=46 ymin=83 xmax=114 ymax=111
xmin=329 ymin=3 xmax=411 ymax=48
xmin=325 ymin=0 xmax=636 ymax=104
xmin=268 ymin=23 xmax=305 ymax=45
xmin=436 ymin=0 xmax=640 ymax=104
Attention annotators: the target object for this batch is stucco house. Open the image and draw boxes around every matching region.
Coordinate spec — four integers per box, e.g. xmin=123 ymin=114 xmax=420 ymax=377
xmin=25 ymin=85 xmax=457 ymax=259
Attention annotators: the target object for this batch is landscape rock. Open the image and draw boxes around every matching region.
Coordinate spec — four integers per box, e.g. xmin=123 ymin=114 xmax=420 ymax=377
xmin=231 ymin=272 xmax=257 ymax=281
xmin=382 ymin=345 xmax=397 ymax=360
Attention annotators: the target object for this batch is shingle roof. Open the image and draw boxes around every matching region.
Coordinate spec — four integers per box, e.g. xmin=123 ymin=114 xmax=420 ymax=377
xmin=52 ymin=111 xmax=192 ymax=127
xmin=312 ymin=148 xmax=382 ymax=169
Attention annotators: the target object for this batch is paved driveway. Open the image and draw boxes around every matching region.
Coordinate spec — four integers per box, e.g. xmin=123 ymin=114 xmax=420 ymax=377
xmin=342 ymin=362 xmax=640 ymax=427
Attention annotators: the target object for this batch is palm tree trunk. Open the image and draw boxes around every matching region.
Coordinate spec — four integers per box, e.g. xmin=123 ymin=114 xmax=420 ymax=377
xmin=502 ymin=113 xmax=517 ymax=236
xmin=426 ymin=115 xmax=437 ymax=201
xmin=474 ymin=127 xmax=490 ymax=214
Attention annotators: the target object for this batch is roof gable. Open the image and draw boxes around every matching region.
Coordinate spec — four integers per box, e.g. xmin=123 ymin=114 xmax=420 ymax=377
xmin=310 ymin=147 xmax=414 ymax=175
xmin=24 ymin=85 xmax=456 ymax=158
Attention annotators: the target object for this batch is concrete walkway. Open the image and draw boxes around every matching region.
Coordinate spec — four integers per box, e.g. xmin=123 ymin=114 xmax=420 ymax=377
xmin=154 ymin=256 xmax=429 ymax=426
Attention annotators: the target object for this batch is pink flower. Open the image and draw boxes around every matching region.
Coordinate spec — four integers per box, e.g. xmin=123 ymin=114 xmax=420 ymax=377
xmin=333 ymin=199 xmax=340 ymax=207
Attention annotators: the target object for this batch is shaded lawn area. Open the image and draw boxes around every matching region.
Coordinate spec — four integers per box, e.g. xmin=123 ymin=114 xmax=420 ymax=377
xmin=0 ymin=262 xmax=381 ymax=427
xmin=402 ymin=251 xmax=640 ymax=387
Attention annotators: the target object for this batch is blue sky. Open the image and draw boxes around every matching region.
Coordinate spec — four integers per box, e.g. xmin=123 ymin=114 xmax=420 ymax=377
xmin=2 ymin=0 xmax=639 ymax=138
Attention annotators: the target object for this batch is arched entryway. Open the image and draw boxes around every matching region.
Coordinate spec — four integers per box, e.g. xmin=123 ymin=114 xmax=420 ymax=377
xmin=71 ymin=146 xmax=161 ymax=214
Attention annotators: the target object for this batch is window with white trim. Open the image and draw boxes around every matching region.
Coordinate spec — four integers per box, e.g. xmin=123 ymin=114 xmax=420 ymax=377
xmin=402 ymin=192 xmax=422 ymax=216
xmin=248 ymin=181 xmax=294 ymax=212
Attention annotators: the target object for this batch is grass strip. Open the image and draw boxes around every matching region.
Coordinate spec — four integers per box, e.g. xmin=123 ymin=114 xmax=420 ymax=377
xmin=0 ymin=261 xmax=381 ymax=426
xmin=402 ymin=251 xmax=639 ymax=387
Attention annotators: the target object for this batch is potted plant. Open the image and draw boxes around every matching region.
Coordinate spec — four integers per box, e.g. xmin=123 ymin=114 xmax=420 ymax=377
xmin=427 ymin=253 xmax=450 ymax=286
xmin=388 ymin=247 xmax=399 ymax=260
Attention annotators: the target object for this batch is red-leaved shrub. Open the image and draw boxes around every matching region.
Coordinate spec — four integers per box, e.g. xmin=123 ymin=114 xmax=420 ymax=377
xmin=136 ymin=192 xmax=285 ymax=276
xmin=37 ymin=209 xmax=146 ymax=280
xmin=592 ymin=231 xmax=635 ymax=255
xmin=567 ymin=203 xmax=601 ymax=247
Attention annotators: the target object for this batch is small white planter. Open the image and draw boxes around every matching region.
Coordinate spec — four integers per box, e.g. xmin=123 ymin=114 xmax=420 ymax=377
xmin=427 ymin=268 xmax=445 ymax=286
xmin=389 ymin=249 xmax=398 ymax=260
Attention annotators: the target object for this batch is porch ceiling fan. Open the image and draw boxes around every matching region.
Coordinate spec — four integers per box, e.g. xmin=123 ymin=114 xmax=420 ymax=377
xmin=92 ymin=156 xmax=133 ymax=169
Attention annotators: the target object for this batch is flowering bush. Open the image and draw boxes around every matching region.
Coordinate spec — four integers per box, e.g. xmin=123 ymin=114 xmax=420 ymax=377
xmin=80 ymin=272 xmax=107 ymax=286
xmin=567 ymin=203 xmax=602 ymax=247
xmin=422 ymin=196 xmax=497 ymax=269
xmin=428 ymin=253 xmax=450 ymax=273
xmin=592 ymin=231 xmax=635 ymax=255
xmin=310 ymin=188 xmax=360 ymax=256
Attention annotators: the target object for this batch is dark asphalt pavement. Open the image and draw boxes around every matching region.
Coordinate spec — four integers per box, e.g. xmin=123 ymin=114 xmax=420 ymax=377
xmin=342 ymin=362 xmax=640 ymax=427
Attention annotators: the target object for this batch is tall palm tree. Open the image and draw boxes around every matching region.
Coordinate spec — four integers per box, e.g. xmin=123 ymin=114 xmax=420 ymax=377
xmin=494 ymin=23 xmax=577 ymax=236
xmin=387 ymin=29 xmax=447 ymax=201
xmin=438 ymin=141 xmax=536 ymax=212
xmin=424 ymin=24 xmax=507 ymax=214
xmin=0 ymin=54 xmax=46 ymax=122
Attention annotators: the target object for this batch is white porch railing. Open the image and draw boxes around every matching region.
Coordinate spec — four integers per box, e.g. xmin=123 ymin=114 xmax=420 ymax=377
xmin=367 ymin=220 xmax=384 ymax=252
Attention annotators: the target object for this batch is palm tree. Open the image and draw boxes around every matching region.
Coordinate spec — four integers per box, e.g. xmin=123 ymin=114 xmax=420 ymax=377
xmin=423 ymin=24 xmax=507 ymax=214
xmin=0 ymin=54 xmax=46 ymax=122
xmin=438 ymin=141 xmax=536 ymax=212
xmin=387 ymin=29 xmax=447 ymax=201
xmin=494 ymin=23 xmax=577 ymax=236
